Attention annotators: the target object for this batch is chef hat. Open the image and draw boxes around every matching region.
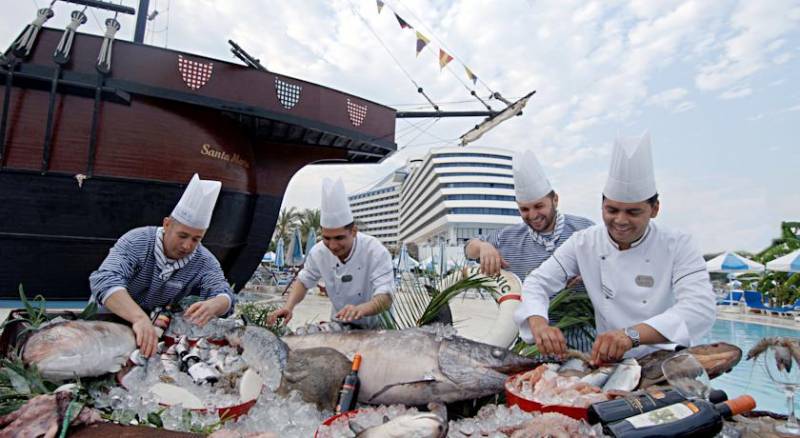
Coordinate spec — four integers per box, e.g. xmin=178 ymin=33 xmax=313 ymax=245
xmin=513 ymin=149 xmax=553 ymax=203
xmin=320 ymin=177 xmax=354 ymax=229
xmin=603 ymin=132 xmax=657 ymax=203
xmin=170 ymin=174 xmax=221 ymax=229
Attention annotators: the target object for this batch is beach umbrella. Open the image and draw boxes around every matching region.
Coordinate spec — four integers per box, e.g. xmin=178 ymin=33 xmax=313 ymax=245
xmin=261 ymin=251 xmax=276 ymax=263
xmin=274 ymin=239 xmax=285 ymax=269
xmin=766 ymin=249 xmax=800 ymax=273
xmin=706 ymin=251 xmax=765 ymax=273
xmin=288 ymin=228 xmax=304 ymax=266
xmin=305 ymin=229 xmax=317 ymax=258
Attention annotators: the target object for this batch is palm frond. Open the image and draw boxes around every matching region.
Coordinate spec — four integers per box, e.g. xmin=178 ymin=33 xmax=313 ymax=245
xmin=382 ymin=267 xmax=499 ymax=330
xmin=512 ymin=288 xmax=596 ymax=357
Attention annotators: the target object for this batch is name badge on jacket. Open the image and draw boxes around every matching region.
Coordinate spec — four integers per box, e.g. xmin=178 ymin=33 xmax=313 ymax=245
xmin=635 ymin=275 xmax=655 ymax=288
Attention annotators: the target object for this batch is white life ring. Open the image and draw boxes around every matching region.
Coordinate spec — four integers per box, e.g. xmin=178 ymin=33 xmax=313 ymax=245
xmin=456 ymin=267 xmax=522 ymax=348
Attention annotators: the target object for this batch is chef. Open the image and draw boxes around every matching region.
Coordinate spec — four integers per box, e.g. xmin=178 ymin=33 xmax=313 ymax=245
xmin=90 ymin=174 xmax=234 ymax=357
xmin=513 ymin=133 xmax=715 ymax=363
xmin=268 ymin=177 xmax=394 ymax=329
xmin=465 ymin=149 xmax=595 ymax=351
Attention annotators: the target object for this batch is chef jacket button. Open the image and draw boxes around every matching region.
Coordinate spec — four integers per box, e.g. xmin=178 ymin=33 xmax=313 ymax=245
xmin=642 ymin=300 xmax=647 ymax=304
xmin=645 ymin=259 xmax=650 ymax=263
xmin=601 ymin=256 xmax=606 ymax=260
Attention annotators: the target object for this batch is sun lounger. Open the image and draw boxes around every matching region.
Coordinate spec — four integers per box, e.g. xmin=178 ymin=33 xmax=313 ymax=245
xmin=743 ymin=291 xmax=794 ymax=316
xmin=719 ymin=291 xmax=744 ymax=306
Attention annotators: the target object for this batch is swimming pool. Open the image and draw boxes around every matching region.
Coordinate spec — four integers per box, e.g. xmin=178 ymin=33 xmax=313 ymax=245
xmin=701 ymin=318 xmax=800 ymax=414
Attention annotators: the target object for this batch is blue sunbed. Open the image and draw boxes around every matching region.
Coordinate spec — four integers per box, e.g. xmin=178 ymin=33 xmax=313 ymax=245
xmin=719 ymin=291 xmax=744 ymax=306
xmin=743 ymin=291 xmax=794 ymax=316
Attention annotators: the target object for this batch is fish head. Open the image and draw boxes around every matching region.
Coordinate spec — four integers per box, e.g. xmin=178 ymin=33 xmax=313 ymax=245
xmin=439 ymin=337 xmax=541 ymax=391
xmin=686 ymin=342 xmax=742 ymax=379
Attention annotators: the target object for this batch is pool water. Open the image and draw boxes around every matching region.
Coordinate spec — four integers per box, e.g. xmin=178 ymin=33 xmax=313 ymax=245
xmin=701 ymin=318 xmax=800 ymax=414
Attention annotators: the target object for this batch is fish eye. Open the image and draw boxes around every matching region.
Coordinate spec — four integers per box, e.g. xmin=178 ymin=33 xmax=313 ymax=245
xmin=491 ymin=348 xmax=505 ymax=358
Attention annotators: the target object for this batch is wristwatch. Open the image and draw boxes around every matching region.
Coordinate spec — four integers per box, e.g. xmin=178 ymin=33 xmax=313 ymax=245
xmin=624 ymin=327 xmax=641 ymax=348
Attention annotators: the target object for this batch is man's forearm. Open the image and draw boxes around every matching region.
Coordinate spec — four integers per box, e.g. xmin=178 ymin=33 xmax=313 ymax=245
xmin=361 ymin=293 xmax=392 ymax=316
xmin=633 ymin=323 xmax=669 ymax=345
xmin=284 ymin=280 xmax=309 ymax=310
xmin=104 ymin=290 xmax=149 ymax=324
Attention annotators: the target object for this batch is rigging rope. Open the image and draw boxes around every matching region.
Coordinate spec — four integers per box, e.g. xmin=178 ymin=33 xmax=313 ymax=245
xmin=347 ymin=0 xmax=440 ymax=112
xmin=391 ymin=0 xmax=498 ymax=104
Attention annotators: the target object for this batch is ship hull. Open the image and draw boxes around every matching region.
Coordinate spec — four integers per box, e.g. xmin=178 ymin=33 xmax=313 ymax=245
xmin=0 ymin=27 xmax=395 ymax=299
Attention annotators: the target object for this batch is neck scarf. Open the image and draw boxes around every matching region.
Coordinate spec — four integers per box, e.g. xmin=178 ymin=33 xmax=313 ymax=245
xmin=154 ymin=227 xmax=195 ymax=281
xmin=529 ymin=212 xmax=565 ymax=253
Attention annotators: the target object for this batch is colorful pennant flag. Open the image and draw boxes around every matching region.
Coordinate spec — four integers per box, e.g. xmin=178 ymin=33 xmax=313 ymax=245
xmin=395 ymin=13 xmax=412 ymax=29
xmin=439 ymin=49 xmax=454 ymax=70
xmin=376 ymin=0 xmax=384 ymax=14
xmin=415 ymin=31 xmax=430 ymax=56
xmin=464 ymin=65 xmax=478 ymax=84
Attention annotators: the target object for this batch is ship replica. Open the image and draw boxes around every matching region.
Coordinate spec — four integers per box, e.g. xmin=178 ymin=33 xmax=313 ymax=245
xmin=0 ymin=0 xmax=396 ymax=299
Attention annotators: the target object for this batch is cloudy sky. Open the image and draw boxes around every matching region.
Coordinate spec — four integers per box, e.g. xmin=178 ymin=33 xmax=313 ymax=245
xmin=4 ymin=0 xmax=799 ymax=253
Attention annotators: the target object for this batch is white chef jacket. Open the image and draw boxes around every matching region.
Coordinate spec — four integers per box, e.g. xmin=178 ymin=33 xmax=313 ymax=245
xmin=513 ymin=222 xmax=715 ymax=357
xmin=298 ymin=232 xmax=395 ymax=328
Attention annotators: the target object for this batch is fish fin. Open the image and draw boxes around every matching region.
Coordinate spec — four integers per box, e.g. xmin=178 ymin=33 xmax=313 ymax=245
xmin=367 ymin=379 xmax=437 ymax=403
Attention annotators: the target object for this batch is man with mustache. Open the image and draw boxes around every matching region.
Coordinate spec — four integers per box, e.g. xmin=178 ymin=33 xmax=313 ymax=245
xmin=514 ymin=133 xmax=715 ymax=364
xmin=465 ymin=149 xmax=595 ymax=351
xmin=89 ymin=174 xmax=234 ymax=357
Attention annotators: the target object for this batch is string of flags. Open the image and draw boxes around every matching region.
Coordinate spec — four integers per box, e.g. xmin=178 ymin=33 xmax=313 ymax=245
xmin=377 ymin=0 xmax=477 ymax=84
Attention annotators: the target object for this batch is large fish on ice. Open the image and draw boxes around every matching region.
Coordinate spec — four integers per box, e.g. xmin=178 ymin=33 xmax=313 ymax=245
xmin=282 ymin=327 xmax=541 ymax=405
xmin=21 ymin=320 xmax=136 ymax=380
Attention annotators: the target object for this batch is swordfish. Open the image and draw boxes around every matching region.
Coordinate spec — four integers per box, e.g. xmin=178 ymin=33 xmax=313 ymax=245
xmin=282 ymin=328 xmax=540 ymax=405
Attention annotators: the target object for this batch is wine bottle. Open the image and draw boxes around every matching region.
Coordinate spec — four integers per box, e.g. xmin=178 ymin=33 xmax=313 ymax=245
xmin=587 ymin=388 xmax=728 ymax=425
xmin=605 ymin=395 xmax=756 ymax=438
xmin=150 ymin=306 xmax=172 ymax=339
xmin=335 ymin=353 xmax=362 ymax=415
xmin=183 ymin=347 xmax=220 ymax=384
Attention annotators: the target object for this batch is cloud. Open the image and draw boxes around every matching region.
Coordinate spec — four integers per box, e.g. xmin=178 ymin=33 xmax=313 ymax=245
xmin=694 ymin=0 xmax=800 ymax=92
xmin=720 ymin=87 xmax=752 ymax=99
xmin=646 ymin=88 xmax=695 ymax=112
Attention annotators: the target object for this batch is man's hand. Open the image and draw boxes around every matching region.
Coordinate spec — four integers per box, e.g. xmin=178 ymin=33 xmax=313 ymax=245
xmin=185 ymin=296 xmax=228 ymax=327
xmin=335 ymin=304 xmax=367 ymax=322
xmin=566 ymin=275 xmax=584 ymax=289
xmin=529 ymin=316 xmax=566 ymax=357
xmin=478 ymin=242 xmax=509 ymax=276
xmin=131 ymin=317 xmax=158 ymax=357
xmin=591 ymin=330 xmax=633 ymax=366
xmin=267 ymin=307 xmax=293 ymax=325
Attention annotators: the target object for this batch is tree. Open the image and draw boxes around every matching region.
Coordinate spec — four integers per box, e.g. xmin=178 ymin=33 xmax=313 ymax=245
xmin=298 ymin=208 xmax=321 ymax=244
xmin=752 ymin=222 xmax=800 ymax=305
xmin=272 ymin=207 xmax=300 ymax=249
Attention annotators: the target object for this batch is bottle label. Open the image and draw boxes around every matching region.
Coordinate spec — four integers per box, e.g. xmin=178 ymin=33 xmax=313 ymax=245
xmin=626 ymin=403 xmax=695 ymax=429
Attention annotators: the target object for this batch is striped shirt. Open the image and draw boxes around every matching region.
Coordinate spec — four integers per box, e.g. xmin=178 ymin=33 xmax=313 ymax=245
xmin=89 ymin=226 xmax=234 ymax=314
xmin=475 ymin=214 xmax=596 ymax=352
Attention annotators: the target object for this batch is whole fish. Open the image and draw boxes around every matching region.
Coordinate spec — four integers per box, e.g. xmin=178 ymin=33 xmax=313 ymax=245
xmin=579 ymin=365 xmax=615 ymax=388
xmin=282 ymin=328 xmax=540 ymax=405
xmin=353 ymin=413 xmax=447 ymax=438
xmin=601 ymin=358 xmax=641 ymax=392
xmin=638 ymin=343 xmax=742 ymax=389
xmin=21 ymin=320 xmax=136 ymax=381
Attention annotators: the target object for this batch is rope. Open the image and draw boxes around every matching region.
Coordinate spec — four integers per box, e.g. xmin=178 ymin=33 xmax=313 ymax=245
xmin=391 ymin=0 xmax=498 ymax=97
xmin=347 ymin=0 xmax=439 ymax=112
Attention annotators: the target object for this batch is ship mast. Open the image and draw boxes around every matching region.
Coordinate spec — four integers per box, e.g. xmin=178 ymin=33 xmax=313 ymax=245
xmin=133 ymin=0 xmax=149 ymax=43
